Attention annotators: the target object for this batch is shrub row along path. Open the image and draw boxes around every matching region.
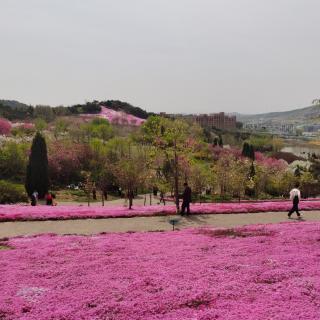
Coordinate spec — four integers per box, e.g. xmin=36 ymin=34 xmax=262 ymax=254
xmin=1 ymin=210 xmax=320 ymax=238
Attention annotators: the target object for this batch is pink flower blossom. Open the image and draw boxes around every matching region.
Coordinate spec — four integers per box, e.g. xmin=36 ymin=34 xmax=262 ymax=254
xmin=255 ymin=152 xmax=288 ymax=170
xmin=0 ymin=117 xmax=12 ymax=135
xmin=21 ymin=123 xmax=35 ymax=130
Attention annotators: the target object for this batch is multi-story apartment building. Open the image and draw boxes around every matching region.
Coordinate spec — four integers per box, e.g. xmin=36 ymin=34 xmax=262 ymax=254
xmin=194 ymin=112 xmax=237 ymax=130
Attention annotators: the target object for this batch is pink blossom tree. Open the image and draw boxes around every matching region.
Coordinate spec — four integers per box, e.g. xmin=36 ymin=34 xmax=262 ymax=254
xmin=0 ymin=118 xmax=12 ymax=135
xmin=48 ymin=142 xmax=91 ymax=186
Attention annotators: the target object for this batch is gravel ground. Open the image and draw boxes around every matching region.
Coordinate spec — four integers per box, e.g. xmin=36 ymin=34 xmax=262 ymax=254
xmin=1 ymin=210 xmax=319 ymax=238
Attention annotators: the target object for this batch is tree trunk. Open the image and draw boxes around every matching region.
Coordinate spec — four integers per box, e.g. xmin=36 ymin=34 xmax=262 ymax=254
xmin=220 ymin=185 xmax=224 ymax=198
xmin=101 ymin=192 xmax=104 ymax=206
xmin=129 ymin=196 xmax=133 ymax=209
xmin=174 ymin=148 xmax=180 ymax=212
xmin=149 ymin=193 xmax=152 ymax=205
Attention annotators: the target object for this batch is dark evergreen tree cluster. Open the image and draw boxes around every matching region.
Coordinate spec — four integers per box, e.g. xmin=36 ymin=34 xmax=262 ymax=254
xmin=25 ymin=132 xmax=49 ymax=198
xmin=0 ymin=103 xmax=33 ymax=120
xmin=68 ymin=101 xmax=102 ymax=114
xmin=242 ymin=142 xmax=255 ymax=161
xmin=213 ymin=135 xmax=223 ymax=147
xmin=68 ymin=100 xmax=152 ymax=119
xmin=0 ymin=102 xmax=70 ymax=121
xmin=103 ymin=100 xmax=152 ymax=119
xmin=294 ymin=166 xmax=302 ymax=177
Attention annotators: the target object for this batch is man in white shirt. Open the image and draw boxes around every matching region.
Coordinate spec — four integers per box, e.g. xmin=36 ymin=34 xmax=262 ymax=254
xmin=288 ymin=183 xmax=301 ymax=219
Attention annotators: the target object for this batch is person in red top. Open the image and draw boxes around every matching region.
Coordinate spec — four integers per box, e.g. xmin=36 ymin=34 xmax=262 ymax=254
xmin=45 ymin=192 xmax=53 ymax=206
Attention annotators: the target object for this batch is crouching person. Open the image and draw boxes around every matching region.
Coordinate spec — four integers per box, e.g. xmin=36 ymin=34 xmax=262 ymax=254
xmin=31 ymin=191 xmax=38 ymax=206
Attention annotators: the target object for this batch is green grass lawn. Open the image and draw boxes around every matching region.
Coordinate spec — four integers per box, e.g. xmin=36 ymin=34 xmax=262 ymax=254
xmin=54 ymin=189 xmax=119 ymax=203
xmin=0 ymin=245 xmax=11 ymax=250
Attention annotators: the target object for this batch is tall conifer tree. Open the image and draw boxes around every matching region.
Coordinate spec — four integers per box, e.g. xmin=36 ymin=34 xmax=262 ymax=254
xmin=242 ymin=142 xmax=249 ymax=157
xmin=218 ymin=135 xmax=223 ymax=147
xmin=25 ymin=132 xmax=49 ymax=197
xmin=249 ymin=145 xmax=255 ymax=161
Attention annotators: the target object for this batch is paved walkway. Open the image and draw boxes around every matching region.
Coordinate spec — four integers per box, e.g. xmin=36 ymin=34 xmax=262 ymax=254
xmin=1 ymin=211 xmax=320 ymax=238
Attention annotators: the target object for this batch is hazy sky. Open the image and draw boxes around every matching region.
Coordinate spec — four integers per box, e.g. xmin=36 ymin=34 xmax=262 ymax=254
xmin=1 ymin=0 xmax=320 ymax=114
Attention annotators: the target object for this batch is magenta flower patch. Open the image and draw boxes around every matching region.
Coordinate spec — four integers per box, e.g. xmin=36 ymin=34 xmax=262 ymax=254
xmin=0 ymin=222 xmax=320 ymax=319
xmin=0 ymin=200 xmax=320 ymax=222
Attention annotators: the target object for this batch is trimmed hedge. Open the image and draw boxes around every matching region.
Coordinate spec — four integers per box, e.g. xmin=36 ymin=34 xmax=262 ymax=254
xmin=0 ymin=180 xmax=28 ymax=204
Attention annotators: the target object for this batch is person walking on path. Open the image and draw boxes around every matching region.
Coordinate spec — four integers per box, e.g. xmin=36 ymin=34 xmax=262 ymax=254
xmin=288 ymin=184 xmax=302 ymax=219
xmin=159 ymin=191 xmax=166 ymax=205
xmin=181 ymin=183 xmax=192 ymax=215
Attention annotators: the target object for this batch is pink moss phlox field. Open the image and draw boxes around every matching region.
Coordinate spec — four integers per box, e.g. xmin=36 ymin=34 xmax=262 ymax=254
xmin=1 ymin=222 xmax=320 ymax=319
xmin=1 ymin=200 xmax=320 ymax=222
xmin=12 ymin=122 xmax=35 ymax=130
xmin=81 ymin=106 xmax=145 ymax=126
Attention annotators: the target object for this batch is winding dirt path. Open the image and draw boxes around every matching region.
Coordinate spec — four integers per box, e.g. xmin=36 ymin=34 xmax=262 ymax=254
xmin=1 ymin=211 xmax=320 ymax=238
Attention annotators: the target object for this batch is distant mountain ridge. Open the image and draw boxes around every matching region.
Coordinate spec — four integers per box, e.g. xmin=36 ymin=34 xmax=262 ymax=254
xmin=2 ymin=99 xmax=320 ymax=124
xmin=0 ymin=99 xmax=153 ymax=121
xmin=0 ymin=100 xmax=30 ymax=109
xmin=237 ymin=104 xmax=320 ymax=123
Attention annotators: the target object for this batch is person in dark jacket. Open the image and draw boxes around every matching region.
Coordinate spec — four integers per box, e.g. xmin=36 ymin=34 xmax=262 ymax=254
xmin=181 ymin=183 xmax=192 ymax=215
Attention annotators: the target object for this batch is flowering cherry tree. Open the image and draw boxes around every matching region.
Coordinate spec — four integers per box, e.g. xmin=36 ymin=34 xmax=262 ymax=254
xmin=0 ymin=117 xmax=12 ymax=135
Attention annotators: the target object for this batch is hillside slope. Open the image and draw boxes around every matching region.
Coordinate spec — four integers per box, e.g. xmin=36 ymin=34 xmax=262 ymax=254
xmin=238 ymin=104 xmax=320 ymax=123
xmin=80 ymin=106 xmax=145 ymax=126
xmin=0 ymin=100 xmax=30 ymax=109
xmin=0 ymin=99 xmax=152 ymax=122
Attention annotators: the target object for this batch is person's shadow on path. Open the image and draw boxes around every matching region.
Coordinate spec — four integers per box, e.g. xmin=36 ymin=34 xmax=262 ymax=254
xmin=159 ymin=214 xmax=210 ymax=228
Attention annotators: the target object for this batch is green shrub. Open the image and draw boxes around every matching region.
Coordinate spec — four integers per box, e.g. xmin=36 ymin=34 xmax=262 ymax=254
xmin=256 ymin=192 xmax=274 ymax=200
xmin=211 ymin=194 xmax=233 ymax=202
xmin=0 ymin=180 xmax=28 ymax=204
